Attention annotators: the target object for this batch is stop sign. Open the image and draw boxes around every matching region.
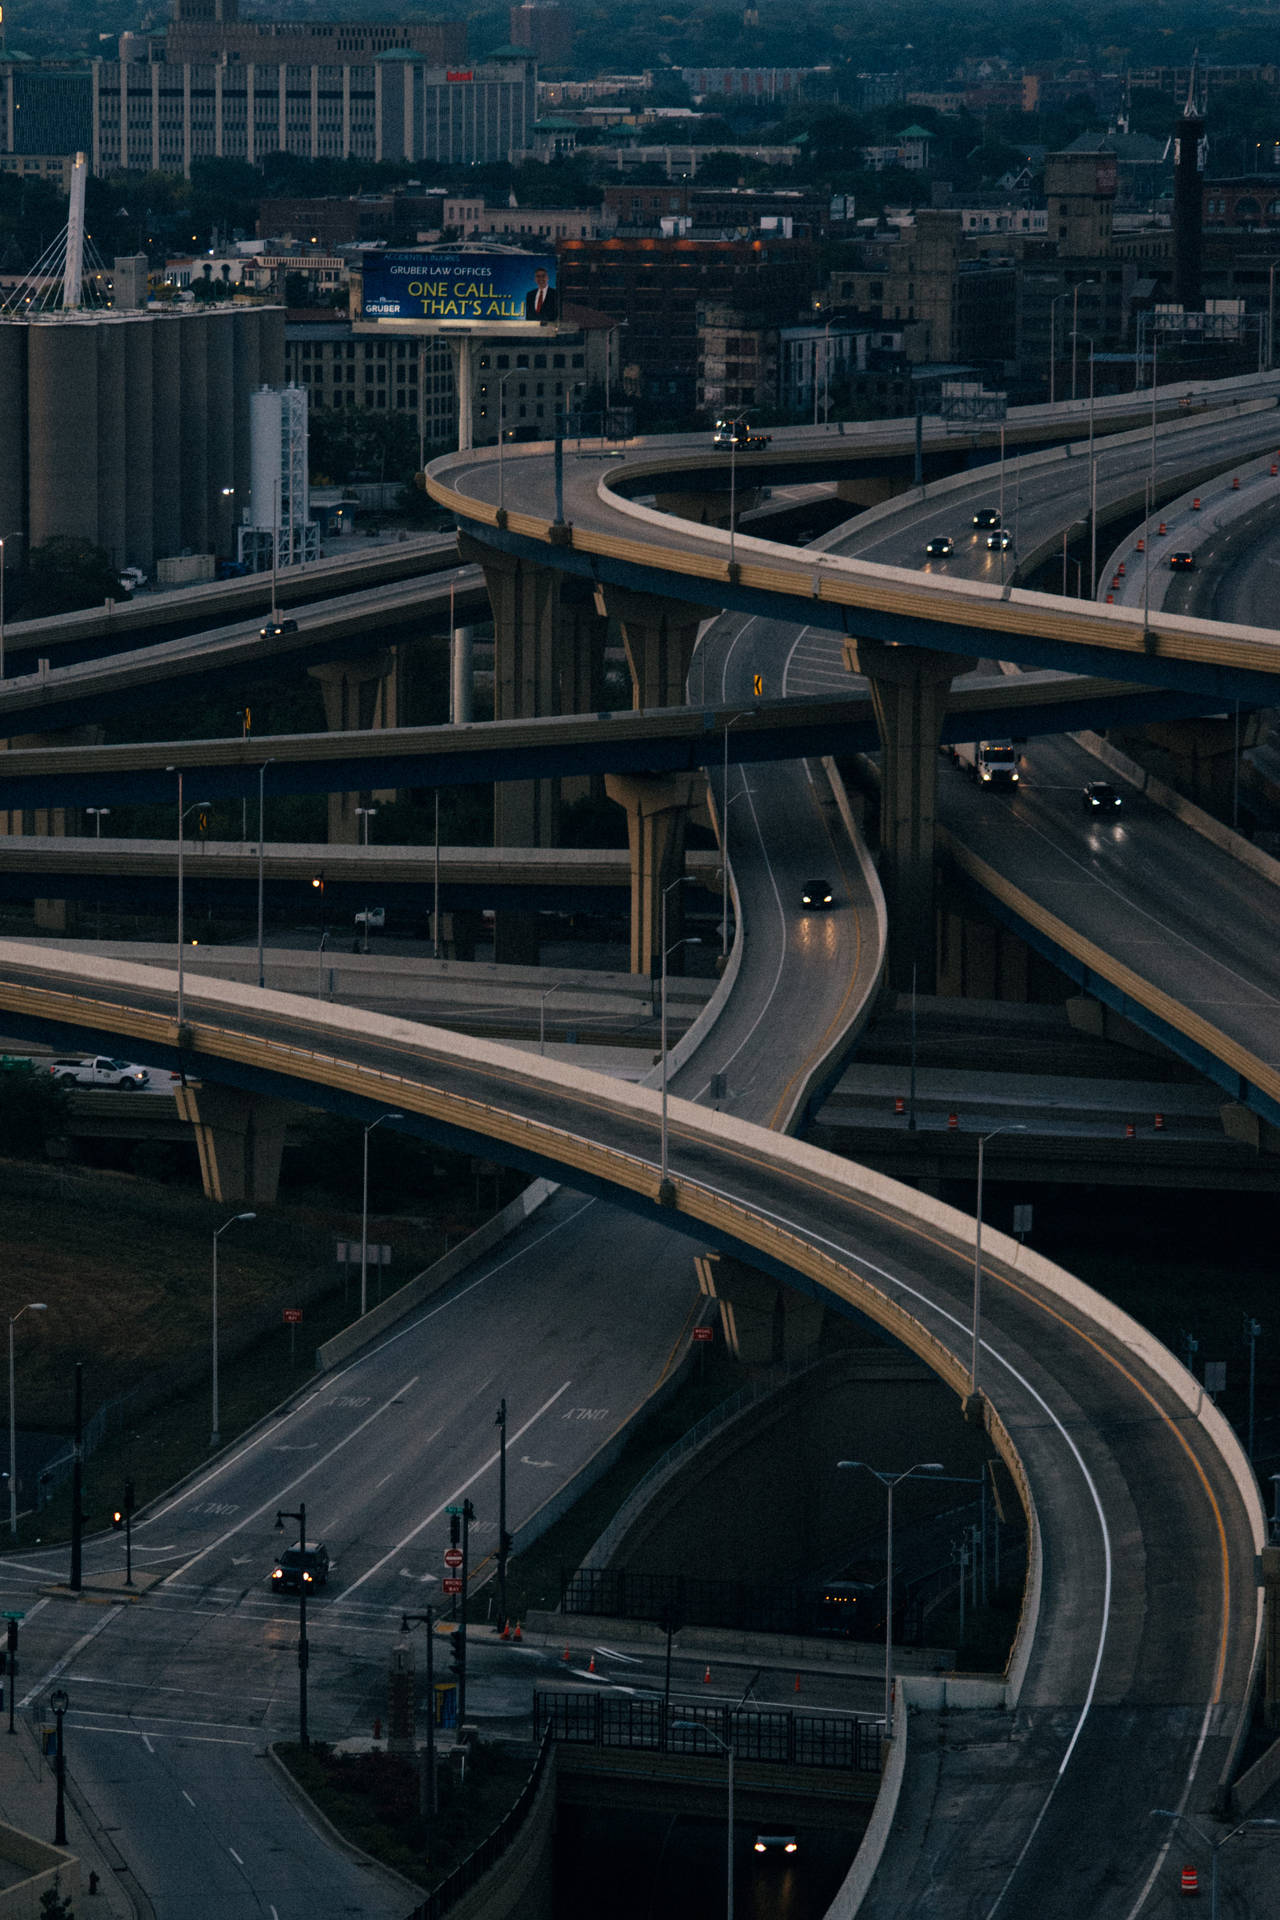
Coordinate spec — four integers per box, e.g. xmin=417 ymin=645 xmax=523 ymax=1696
xmin=444 ymin=1546 xmax=463 ymax=1568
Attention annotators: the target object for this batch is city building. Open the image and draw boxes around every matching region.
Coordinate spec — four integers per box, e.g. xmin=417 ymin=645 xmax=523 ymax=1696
xmin=556 ymin=235 xmax=812 ymax=418
xmin=0 ymin=301 xmax=284 ymax=572
xmin=284 ymin=312 xmax=457 ymax=454
xmin=510 ymin=3 xmax=573 ymax=70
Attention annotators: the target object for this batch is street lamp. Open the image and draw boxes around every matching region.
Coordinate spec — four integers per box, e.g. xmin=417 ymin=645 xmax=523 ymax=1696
xmin=1149 ymin=1810 xmax=1280 ymax=1918
xmin=355 ymin=805 xmax=378 ymax=951
xmin=168 ymin=768 xmax=213 ymax=1031
xmin=48 ymin=1688 xmax=68 ymax=1846
xmin=659 ymin=876 xmax=699 ymax=1196
xmin=496 ymin=370 xmax=520 ymax=510
xmin=275 ymin=1503 xmax=310 ymax=1748
xmin=728 ymin=413 xmax=755 ymax=569
xmin=720 ymin=710 xmax=751 ymax=958
xmin=971 ymin=1125 xmax=1026 ymax=1397
xmin=257 ymin=759 xmax=274 ymax=989
xmin=0 ymin=533 xmax=24 ymax=683
xmin=539 ymin=981 xmax=565 ymax=1054
xmin=671 ymin=1719 xmax=734 ymax=1920
xmin=361 ymin=1112 xmax=403 ymax=1315
xmin=85 ymin=807 xmax=109 ymax=837
xmin=837 ymin=1459 xmax=943 ymax=1738
xmin=8 ymin=1303 xmax=46 ymax=1538
xmin=1048 ymin=290 xmax=1073 ymax=405
xmin=1073 ymin=335 xmax=1099 ymax=597
xmin=211 ymin=1213 xmax=255 ymax=1447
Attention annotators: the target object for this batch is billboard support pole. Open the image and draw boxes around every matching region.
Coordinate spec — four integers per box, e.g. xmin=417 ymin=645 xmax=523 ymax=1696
xmin=554 ymin=414 xmax=564 ymax=525
xmin=453 ymin=337 xmax=473 ymax=452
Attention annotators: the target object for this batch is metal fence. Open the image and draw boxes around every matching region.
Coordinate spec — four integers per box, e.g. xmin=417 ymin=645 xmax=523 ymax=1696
xmin=560 ymin=1564 xmax=923 ymax=1646
xmin=404 ymin=1725 xmax=553 ymax=1920
xmin=533 ymin=1693 xmax=880 ymax=1774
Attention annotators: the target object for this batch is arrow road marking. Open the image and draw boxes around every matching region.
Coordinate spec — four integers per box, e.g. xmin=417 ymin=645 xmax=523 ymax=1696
xmin=520 ymin=1456 xmax=554 ymax=1468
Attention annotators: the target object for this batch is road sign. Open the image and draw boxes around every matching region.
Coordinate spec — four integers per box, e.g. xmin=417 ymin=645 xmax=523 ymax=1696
xmin=442 ymin=1577 xmax=463 ymax=1595
xmin=282 ymin=1308 xmax=303 ymax=1325
xmin=692 ymin=1326 xmax=714 ymax=1343
xmin=443 ymin=1546 xmax=463 ymax=1568
xmin=752 ymin=673 xmax=764 ymax=697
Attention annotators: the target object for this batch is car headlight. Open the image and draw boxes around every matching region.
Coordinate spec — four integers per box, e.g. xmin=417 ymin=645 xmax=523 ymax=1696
xmin=302 ymin=1571 xmax=313 ymax=1583
xmin=272 ymin=1566 xmax=284 ymax=1580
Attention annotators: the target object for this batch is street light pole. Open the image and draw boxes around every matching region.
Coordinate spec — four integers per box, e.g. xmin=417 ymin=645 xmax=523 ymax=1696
xmin=8 ymin=1303 xmax=46 ymax=1538
xmin=838 ymin=1460 xmax=944 ymax=1740
xmin=0 ymin=533 xmax=24 ymax=683
xmin=659 ymin=878 xmax=699 ymax=1194
xmin=355 ymin=805 xmax=377 ymax=952
xmin=1150 ymin=1809 xmax=1280 ymax=1919
xmin=276 ymin=1503 xmax=309 ymax=1748
xmin=671 ymin=1720 xmax=734 ymax=1920
xmin=211 ymin=1213 xmax=255 ymax=1447
xmin=972 ymin=1125 xmax=1026 ymax=1397
xmin=257 ymin=760 xmax=273 ymax=990
xmin=539 ymin=982 xmax=565 ymax=1054
xmin=360 ymin=1112 xmax=403 ymax=1315
xmin=170 ymin=768 xmax=213 ymax=1032
xmin=49 ymin=1689 xmax=68 ymax=1846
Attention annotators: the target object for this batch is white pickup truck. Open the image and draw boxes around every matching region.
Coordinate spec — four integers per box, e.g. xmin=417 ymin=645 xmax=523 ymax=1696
xmin=50 ymin=1056 xmax=151 ymax=1090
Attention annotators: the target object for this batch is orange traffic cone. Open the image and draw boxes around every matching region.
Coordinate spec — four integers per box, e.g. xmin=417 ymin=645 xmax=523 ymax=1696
xmin=588 ymin=1653 xmax=596 ymax=1673
xmin=514 ymin=1621 xmax=523 ymax=1642
xmin=1232 ymin=475 xmax=1240 ymax=489
xmin=1192 ymin=496 xmax=1201 ymax=510
xmin=501 ymin=1621 xmax=511 ymax=1640
xmin=703 ymin=1664 xmax=712 ymax=1684
xmin=562 ymin=1644 xmax=571 ymax=1662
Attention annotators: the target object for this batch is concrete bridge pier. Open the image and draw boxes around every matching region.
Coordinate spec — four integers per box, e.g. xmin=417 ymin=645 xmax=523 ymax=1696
xmin=695 ymin=1251 xmax=825 ymax=1364
xmin=848 ymin=638 xmax=969 ymax=993
xmin=459 ymin=535 xmax=609 ymax=960
xmin=173 ymin=1080 xmax=291 ymax=1204
xmin=592 ymin=583 xmax=715 ymax=712
xmin=0 ymin=724 xmax=102 ymax=932
xmin=308 ymin=652 xmax=398 ymax=845
xmin=605 ymin=770 xmax=699 ymax=978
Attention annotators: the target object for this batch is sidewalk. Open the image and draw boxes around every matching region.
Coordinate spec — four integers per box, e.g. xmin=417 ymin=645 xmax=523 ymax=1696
xmin=0 ymin=1711 xmax=139 ymax=1918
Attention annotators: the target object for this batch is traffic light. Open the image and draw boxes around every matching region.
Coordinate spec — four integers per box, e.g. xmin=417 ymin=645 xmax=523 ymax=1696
xmin=111 ymin=1506 xmax=124 ymax=1531
xmin=449 ymin=1512 xmax=461 ymax=1548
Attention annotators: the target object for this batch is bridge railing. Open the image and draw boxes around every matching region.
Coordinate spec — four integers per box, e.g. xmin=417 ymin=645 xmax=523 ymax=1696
xmin=533 ymin=1692 xmax=880 ymax=1772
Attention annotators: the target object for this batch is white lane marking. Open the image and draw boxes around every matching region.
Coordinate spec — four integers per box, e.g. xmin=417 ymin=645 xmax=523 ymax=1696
xmin=142 ymin=1734 xmax=154 ymax=1753
xmin=20 ymin=1605 xmax=126 ymax=1710
xmin=229 ymin=1847 xmax=244 ymax=1866
xmin=136 ymin=1203 xmax=597 ymax=1532
xmin=182 ymin=1791 xmax=196 ymax=1808
xmin=160 ymin=1377 xmax=420 ymax=1586
xmin=684 ymin=1176 xmax=1116 ymax=1913
xmin=335 ymin=1381 xmax=572 ymax=1601
xmin=77 ymin=1727 xmax=261 ymax=1748
xmin=595 ymin=1645 xmax=643 ymax=1663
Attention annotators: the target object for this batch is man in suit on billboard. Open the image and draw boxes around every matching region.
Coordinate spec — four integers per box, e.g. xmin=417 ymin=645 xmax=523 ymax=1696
xmin=524 ymin=265 xmax=558 ymax=322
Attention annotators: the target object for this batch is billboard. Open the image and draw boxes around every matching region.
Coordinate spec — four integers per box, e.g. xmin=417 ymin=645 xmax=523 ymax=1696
xmin=361 ymin=251 xmax=558 ymax=326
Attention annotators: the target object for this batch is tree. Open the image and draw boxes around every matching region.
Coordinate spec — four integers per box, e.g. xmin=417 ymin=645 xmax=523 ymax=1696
xmin=0 ymin=1062 xmax=71 ymax=1160
xmin=19 ymin=538 xmax=125 ymax=619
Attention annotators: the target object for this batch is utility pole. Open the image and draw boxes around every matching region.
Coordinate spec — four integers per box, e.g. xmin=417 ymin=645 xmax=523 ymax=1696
xmin=401 ymin=1609 xmax=438 ymax=1817
xmin=495 ymin=1400 xmax=509 ymax=1634
xmin=69 ymin=1363 xmax=82 ymax=1593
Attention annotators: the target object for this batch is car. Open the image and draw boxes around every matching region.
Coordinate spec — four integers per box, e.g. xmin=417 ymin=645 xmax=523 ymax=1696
xmin=354 ymin=906 xmax=386 ymax=931
xmin=1169 ymin=551 xmax=1195 ymax=571
xmin=985 ymin=528 xmax=1013 ymax=550
xmin=259 ymin=617 xmax=298 ymax=638
xmin=1082 ymin=780 xmax=1123 ymax=812
xmin=754 ymin=1835 xmax=799 ymax=1854
xmin=50 ymin=1056 xmax=150 ymax=1090
xmin=117 ymin=567 xmax=147 ymax=591
xmin=972 ymin=508 xmax=1002 ymax=530
xmin=924 ymin=535 xmax=954 ymax=558
xmin=801 ymin=878 xmax=834 ymax=909
xmin=271 ymin=1542 xmax=330 ymax=1592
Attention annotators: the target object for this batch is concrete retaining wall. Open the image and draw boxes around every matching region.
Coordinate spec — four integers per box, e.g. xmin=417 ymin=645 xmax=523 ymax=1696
xmin=0 ymin=1825 xmax=78 ymax=1920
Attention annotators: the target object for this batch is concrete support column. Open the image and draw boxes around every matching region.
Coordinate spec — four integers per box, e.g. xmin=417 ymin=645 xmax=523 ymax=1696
xmin=459 ymin=534 xmax=608 ymax=963
xmin=848 ymin=638 xmax=969 ymax=993
xmin=593 ymin=583 xmax=715 ymax=711
xmin=173 ymin=1081 xmax=291 ymax=1204
xmin=1263 ymin=1546 xmax=1280 ymax=1732
xmin=695 ymin=1252 xmax=824 ymax=1364
xmin=0 ymin=726 xmax=102 ymax=931
xmin=604 ymin=770 xmax=698 ymax=978
xmin=308 ymin=652 xmax=397 ymax=843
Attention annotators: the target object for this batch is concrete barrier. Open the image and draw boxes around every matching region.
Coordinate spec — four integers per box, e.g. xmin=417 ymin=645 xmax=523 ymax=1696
xmin=315 ymin=1177 xmax=558 ymax=1371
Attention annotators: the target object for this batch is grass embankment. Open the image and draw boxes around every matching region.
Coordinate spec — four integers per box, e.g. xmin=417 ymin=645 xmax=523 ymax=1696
xmin=4 ymin=1156 xmax=500 ymax=1543
xmin=277 ymin=1740 xmax=538 ymax=1893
